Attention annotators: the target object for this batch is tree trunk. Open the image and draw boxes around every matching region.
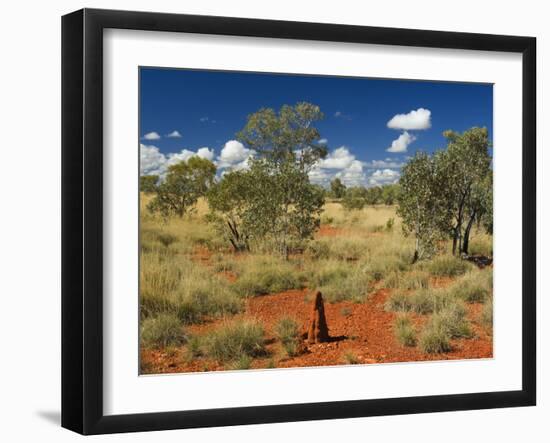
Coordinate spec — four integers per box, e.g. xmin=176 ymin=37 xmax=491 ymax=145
xmin=462 ymin=212 xmax=477 ymax=256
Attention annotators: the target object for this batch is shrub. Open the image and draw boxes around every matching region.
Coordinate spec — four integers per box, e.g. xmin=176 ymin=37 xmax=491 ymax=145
xmin=385 ymin=288 xmax=458 ymax=315
xmin=385 ymin=270 xmax=429 ymax=290
xmin=419 ymin=321 xmax=451 ymax=353
xmin=233 ymin=265 xmax=304 ymax=296
xmin=141 ymin=253 xmax=243 ymax=324
xmin=305 ymin=240 xmax=331 ymax=260
xmin=202 ymin=320 xmax=266 ymax=362
xmin=425 ymin=255 xmax=472 ymax=277
xmin=157 ymin=232 xmax=178 ymax=248
xmin=448 ymin=271 xmax=491 ymax=303
xmin=419 ymin=302 xmax=473 ymax=353
xmin=140 ymin=314 xmax=186 ymax=348
xmin=229 ymin=354 xmax=253 ymax=370
xmin=274 ymin=317 xmax=301 ymax=357
xmin=432 ymin=302 xmax=473 ymax=339
xmin=394 ymin=314 xmax=417 ymax=347
xmin=315 ymin=265 xmax=371 ymax=303
xmin=386 ymin=217 xmax=395 ymax=231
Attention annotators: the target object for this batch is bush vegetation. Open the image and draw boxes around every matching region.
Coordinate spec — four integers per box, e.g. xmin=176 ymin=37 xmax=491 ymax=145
xmin=394 ymin=314 xmax=417 ymax=347
xmin=140 ymin=314 xmax=186 ymax=348
xmin=274 ymin=317 xmax=301 ymax=357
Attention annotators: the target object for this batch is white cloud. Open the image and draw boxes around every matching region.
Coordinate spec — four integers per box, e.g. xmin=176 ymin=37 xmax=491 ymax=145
xmin=140 ymin=144 xmax=215 ymax=176
xmin=318 ymin=146 xmax=355 ymax=169
xmin=334 ymin=111 xmax=342 ymax=117
xmin=166 ymin=130 xmax=182 ymax=138
xmin=308 ymin=166 xmax=332 ymax=186
xmin=387 ymin=108 xmax=431 ymax=130
xmin=318 ymin=138 xmax=328 ymax=145
xmin=335 ymin=160 xmax=366 ymax=187
xmin=140 ymin=144 xmax=166 ymax=176
xmin=368 ymin=169 xmax=401 ymax=186
xmin=142 ymin=131 xmax=161 ymax=140
xmin=217 ymin=140 xmax=255 ymax=171
xmin=386 ymin=131 xmax=416 ymax=153
xmin=365 ymin=159 xmax=406 ymax=169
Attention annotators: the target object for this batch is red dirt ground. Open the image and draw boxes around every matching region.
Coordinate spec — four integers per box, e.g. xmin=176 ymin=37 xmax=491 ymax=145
xmin=141 ymin=280 xmax=493 ymax=374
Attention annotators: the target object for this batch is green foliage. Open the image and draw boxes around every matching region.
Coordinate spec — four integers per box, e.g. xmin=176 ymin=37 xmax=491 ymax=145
xmin=274 ymin=317 xmax=301 ymax=357
xmin=330 ymin=178 xmax=346 ymax=199
xmin=419 ymin=301 xmax=473 ymax=353
xmin=438 ymin=127 xmax=492 ymax=255
xmin=397 ymin=127 xmax=492 ymax=261
xmin=425 ymin=255 xmax=472 ymax=277
xmin=237 ymin=102 xmax=327 ymax=168
xmin=365 ymin=186 xmax=383 ymax=205
xmin=447 ymin=270 xmax=491 ymax=303
xmin=394 ymin=314 xmax=417 ymax=347
xmin=232 ymin=258 xmax=305 ymax=296
xmin=209 ymin=103 xmax=328 ymax=256
xmin=140 ymin=314 xmax=186 ymax=348
xmin=140 ymin=174 xmax=159 ymax=193
xmin=140 ymin=252 xmax=243 ymax=324
xmin=381 ymin=184 xmax=400 ymax=205
xmin=386 ymin=217 xmax=395 ymax=231
xmin=397 ymin=152 xmax=450 ymax=261
xmin=342 ymin=186 xmax=367 ymax=210
xmin=148 ymin=157 xmax=216 ymax=218
xmin=201 ymin=320 xmax=266 ymax=363
xmin=419 ymin=322 xmax=452 ymax=353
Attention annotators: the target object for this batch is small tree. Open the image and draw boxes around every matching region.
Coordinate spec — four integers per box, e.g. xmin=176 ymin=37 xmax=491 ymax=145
xmin=381 ymin=184 xmax=400 ymax=205
xmin=140 ymin=175 xmax=159 ymax=193
xmin=207 ymin=170 xmax=252 ymax=252
xmin=437 ymin=127 xmax=491 ymax=255
xmin=365 ymin=186 xmax=383 ymax=205
xmin=148 ymin=157 xmax=216 ymax=218
xmin=330 ymin=178 xmax=346 ymax=199
xmin=208 ymin=102 xmax=327 ymax=257
xmin=397 ymin=152 xmax=450 ymax=262
xmin=342 ymin=186 xmax=367 ymax=211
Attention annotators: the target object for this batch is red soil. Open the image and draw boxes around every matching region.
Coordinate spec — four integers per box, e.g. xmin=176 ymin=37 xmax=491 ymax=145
xmin=140 ymin=284 xmax=493 ymax=374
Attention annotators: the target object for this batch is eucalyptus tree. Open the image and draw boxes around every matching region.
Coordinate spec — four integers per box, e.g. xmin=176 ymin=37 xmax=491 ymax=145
xmin=397 ymin=152 xmax=450 ymax=262
xmin=209 ymin=102 xmax=327 ymax=257
xmin=438 ymin=127 xmax=492 ymax=255
xmin=148 ymin=157 xmax=216 ymax=218
xmin=330 ymin=178 xmax=346 ymax=199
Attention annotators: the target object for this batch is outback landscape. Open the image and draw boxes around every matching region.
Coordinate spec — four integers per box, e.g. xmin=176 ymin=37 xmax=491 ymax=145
xmin=139 ymin=95 xmax=493 ymax=374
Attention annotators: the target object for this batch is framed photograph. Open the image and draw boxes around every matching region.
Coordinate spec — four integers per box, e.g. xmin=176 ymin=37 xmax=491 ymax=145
xmin=62 ymin=8 xmax=536 ymax=435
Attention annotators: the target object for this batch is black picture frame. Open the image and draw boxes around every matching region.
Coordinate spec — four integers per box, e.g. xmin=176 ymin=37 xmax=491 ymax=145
xmin=62 ymin=8 xmax=536 ymax=435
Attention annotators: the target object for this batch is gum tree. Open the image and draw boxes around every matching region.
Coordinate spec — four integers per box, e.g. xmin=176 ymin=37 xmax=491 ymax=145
xmin=209 ymin=102 xmax=327 ymax=257
xmin=437 ymin=127 xmax=491 ymax=255
xmin=148 ymin=157 xmax=216 ymax=218
xmin=397 ymin=152 xmax=450 ymax=262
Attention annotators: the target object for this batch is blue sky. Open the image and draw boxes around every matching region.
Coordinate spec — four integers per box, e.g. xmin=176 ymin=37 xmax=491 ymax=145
xmin=139 ymin=67 xmax=492 ymax=187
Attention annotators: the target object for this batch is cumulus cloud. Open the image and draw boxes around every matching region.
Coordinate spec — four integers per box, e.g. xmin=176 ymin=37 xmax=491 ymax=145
xmin=335 ymin=160 xmax=366 ymax=186
xmin=318 ymin=138 xmax=328 ymax=145
xmin=139 ymin=144 xmax=215 ymax=176
xmin=142 ymin=131 xmax=161 ymax=140
xmin=368 ymin=169 xmax=401 ymax=186
xmin=387 ymin=108 xmax=431 ymax=130
xmin=140 ymin=144 xmax=166 ymax=176
xmin=166 ymin=130 xmax=182 ymax=138
xmin=318 ymin=146 xmax=355 ymax=169
xmin=217 ymin=140 xmax=255 ymax=171
xmin=365 ymin=158 xmax=406 ymax=169
xmin=386 ymin=131 xmax=416 ymax=153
